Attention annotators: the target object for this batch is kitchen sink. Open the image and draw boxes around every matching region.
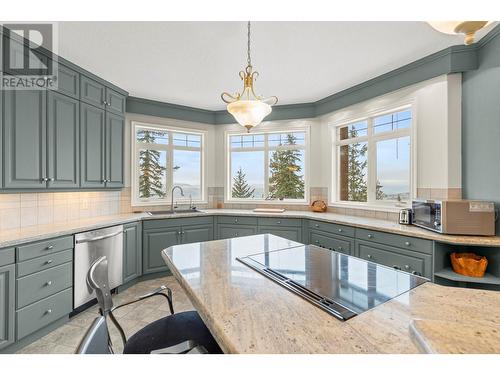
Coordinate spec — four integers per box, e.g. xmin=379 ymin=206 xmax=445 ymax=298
xmin=146 ymin=209 xmax=202 ymax=215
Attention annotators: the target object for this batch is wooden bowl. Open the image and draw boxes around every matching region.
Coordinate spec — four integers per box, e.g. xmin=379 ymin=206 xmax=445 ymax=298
xmin=450 ymin=252 xmax=488 ymax=278
xmin=311 ymin=200 xmax=327 ymax=213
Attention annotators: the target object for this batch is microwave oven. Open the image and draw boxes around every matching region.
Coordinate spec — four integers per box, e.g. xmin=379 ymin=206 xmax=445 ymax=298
xmin=411 ymin=199 xmax=496 ymax=236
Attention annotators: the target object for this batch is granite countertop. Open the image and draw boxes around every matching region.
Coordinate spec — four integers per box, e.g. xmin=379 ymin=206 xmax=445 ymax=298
xmin=2 ymin=208 xmax=500 ymax=248
xmin=162 ymin=234 xmax=500 ymax=354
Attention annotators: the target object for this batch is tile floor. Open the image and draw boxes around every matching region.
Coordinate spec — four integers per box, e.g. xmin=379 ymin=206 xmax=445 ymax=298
xmin=16 ymin=276 xmax=194 ymax=354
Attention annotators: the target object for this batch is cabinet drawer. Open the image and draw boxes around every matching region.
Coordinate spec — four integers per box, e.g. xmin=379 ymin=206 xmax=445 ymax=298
xmin=16 ymin=262 xmax=72 ymax=309
xmin=217 ymin=216 xmax=258 ymax=226
xmin=143 ymin=216 xmax=213 ymax=230
xmin=356 ymin=228 xmax=432 ymax=255
xmin=16 ymin=288 xmax=72 ymax=340
xmin=308 ymin=220 xmax=355 ymax=237
xmin=16 ymin=236 xmax=73 ymax=262
xmin=218 ymin=225 xmax=257 ymax=239
xmin=0 ymin=248 xmax=15 ymax=266
xmin=258 ymin=226 xmax=302 ymax=242
xmin=258 ymin=217 xmax=301 ymax=227
xmin=356 ymin=240 xmax=431 ymax=278
xmin=309 ymin=231 xmax=353 ymax=255
xmin=17 ymin=249 xmax=73 ymax=278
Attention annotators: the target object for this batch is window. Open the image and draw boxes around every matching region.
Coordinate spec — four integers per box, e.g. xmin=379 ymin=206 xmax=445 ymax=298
xmin=227 ymin=129 xmax=308 ymax=202
xmin=132 ymin=122 xmax=205 ymax=205
xmin=333 ymin=108 xmax=412 ymax=207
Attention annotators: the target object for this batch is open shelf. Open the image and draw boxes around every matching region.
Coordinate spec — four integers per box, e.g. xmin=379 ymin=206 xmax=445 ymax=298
xmin=434 ymin=267 xmax=500 ymax=285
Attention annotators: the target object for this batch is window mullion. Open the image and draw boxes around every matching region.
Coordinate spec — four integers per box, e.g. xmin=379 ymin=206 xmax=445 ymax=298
xmin=167 ymin=132 xmax=174 ymax=201
xmin=367 ymin=118 xmax=376 ymax=204
xmin=264 ymin=134 xmax=269 ymax=199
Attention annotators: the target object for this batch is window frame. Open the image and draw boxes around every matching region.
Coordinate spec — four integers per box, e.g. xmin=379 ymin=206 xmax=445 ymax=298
xmin=330 ymin=104 xmax=416 ymax=210
xmin=131 ymin=121 xmax=206 ymax=207
xmin=225 ymin=124 xmax=310 ymax=204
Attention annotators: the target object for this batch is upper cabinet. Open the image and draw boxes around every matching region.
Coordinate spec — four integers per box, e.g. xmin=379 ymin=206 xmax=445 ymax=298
xmin=0 ymin=30 xmax=128 ymax=192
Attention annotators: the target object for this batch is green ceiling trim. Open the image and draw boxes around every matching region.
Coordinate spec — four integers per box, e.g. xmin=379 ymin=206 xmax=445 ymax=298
xmin=127 ymin=24 xmax=500 ymax=124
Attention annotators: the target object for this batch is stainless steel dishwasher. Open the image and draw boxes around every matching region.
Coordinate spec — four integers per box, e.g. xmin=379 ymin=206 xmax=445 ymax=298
xmin=74 ymin=225 xmax=124 ymax=308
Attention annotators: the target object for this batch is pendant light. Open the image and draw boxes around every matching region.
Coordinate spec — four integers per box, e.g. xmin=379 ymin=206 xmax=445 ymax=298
xmin=428 ymin=21 xmax=492 ymax=45
xmin=221 ymin=21 xmax=278 ymax=132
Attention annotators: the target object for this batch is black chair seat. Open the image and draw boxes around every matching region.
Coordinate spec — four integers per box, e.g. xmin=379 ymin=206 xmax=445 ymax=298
xmin=123 ymin=310 xmax=222 ymax=354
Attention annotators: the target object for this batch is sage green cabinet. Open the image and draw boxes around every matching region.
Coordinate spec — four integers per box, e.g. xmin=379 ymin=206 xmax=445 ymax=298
xmin=2 ymin=88 xmax=47 ymax=189
xmin=308 ymin=230 xmax=353 ymax=255
xmin=105 ymin=112 xmax=124 ymax=188
xmin=80 ymin=75 xmax=106 ymax=109
xmin=257 ymin=226 xmax=301 ymax=242
xmin=80 ymin=103 xmax=106 ymax=188
xmin=143 ymin=228 xmax=180 ymax=275
xmin=0 ymin=264 xmax=15 ymax=350
xmin=218 ymin=225 xmax=257 ymax=239
xmin=123 ymin=222 xmax=142 ymax=284
xmin=106 ymin=88 xmax=126 ymax=115
xmin=52 ymin=63 xmax=80 ymax=99
xmin=47 ymin=91 xmax=80 ymax=188
xmin=142 ymin=218 xmax=214 ymax=275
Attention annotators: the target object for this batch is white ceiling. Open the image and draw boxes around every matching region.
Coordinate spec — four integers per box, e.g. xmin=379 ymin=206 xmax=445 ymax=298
xmin=58 ymin=21 xmax=495 ymax=111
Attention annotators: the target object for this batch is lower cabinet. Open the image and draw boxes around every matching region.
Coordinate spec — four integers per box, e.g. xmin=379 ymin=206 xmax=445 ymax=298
xmin=355 ymin=240 xmax=432 ymax=278
xmin=308 ymin=230 xmax=353 ymax=255
xmin=123 ymin=222 xmax=142 ymax=284
xmin=258 ymin=226 xmax=302 ymax=242
xmin=142 ymin=218 xmax=214 ymax=275
xmin=218 ymin=225 xmax=257 ymax=239
xmin=0 ymin=264 xmax=15 ymax=350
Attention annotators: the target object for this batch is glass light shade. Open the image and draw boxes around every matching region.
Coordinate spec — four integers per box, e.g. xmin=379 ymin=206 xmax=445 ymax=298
xmin=428 ymin=21 xmax=468 ymax=34
xmin=428 ymin=21 xmax=492 ymax=44
xmin=227 ymin=100 xmax=272 ymax=131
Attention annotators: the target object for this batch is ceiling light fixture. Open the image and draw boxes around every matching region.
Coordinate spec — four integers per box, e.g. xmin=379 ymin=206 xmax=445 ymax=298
xmin=221 ymin=21 xmax=278 ymax=132
xmin=428 ymin=21 xmax=492 ymax=45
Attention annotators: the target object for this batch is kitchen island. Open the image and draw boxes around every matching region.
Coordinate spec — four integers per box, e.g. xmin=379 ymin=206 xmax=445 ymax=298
xmin=162 ymin=234 xmax=500 ymax=354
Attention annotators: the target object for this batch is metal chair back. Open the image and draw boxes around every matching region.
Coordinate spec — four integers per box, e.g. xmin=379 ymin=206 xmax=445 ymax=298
xmin=75 ymin=316 xmax=112 ymax=354
xmin=87 ymin=256 xmax=114 ymax=314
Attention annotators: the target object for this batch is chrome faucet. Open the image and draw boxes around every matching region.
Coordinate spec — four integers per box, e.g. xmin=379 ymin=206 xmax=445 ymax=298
xmin=171 ymin=185 xmax=184 ymax=212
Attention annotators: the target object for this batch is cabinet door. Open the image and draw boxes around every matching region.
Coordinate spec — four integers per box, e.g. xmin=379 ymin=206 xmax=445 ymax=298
xmin=308 ymin=231 xmax=353 ymax=255
xmin=80 ymin=103 xmax=105 ymax=188
xmin=258 ymin=226 xmax=302 ymax=242
xmin=47 ymin=91 xmax=80 ymax=188
xmin=0 ymin=264 xmax=15 ymax=350
xmin=105 ymin=112 xmax=124 ymax=188
xmin=53 ymin=63 xmax=79 ymax=99
xmin=218 ymin=225 xmax=257 ymax=239
xmin=3 ymin=88 xmax=47 ymax=188
xmin=80 ymin=75 xmax=106 ymax=109
xmin=143 ymin=228 xmax=180 ymax=275
xmin=105 ymin=87 xmax=126 ymax=115
xmin=123 ymin=222 xmax=142 ymax=284
xmin=182 ymin=224 xmax=213 ymax=244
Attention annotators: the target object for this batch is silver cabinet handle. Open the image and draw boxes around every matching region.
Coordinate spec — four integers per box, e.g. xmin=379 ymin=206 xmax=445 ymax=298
xmin=338 ymin=228 xmax=343 ymax=232
xmin=367 ymin=234 xmax=373 ymax=239
xmin=45 ymin=259 xmax=53 ymax=265
xmin=46 ymin=245 xmax=54 ymax=250
xmin=40 ymin=177 xmax=48 ymax=182
xmin=277 ymin=220 xmax=281 ymax=224
xmin=367 ymin=254 xmax=372 ymax=259
xmin=45 ymin=309 xmax=52 ymax=315
xmin=405 ymin=241 xmax=411 ymax=246
xmin=315 ymin=224 xmax=319 ymax=228
xmin=45 ymin=280 xmax=52 ymax=286
xmin=103 ymin=100 xmax=108 ymax=105
xmin=234 ymin=218 xmax=238 ymax=223
xmin=181 ymin=231 xmax=185 ymax=235
xmin=75 ymin=230 xmax=123 ymax=244
xmin=404 ymin=265 xmax=410 ymax=270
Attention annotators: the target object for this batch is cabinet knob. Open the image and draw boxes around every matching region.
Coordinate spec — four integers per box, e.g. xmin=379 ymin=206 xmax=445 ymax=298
xmin=45 ymin=259 xmax=53 ymax=265
xmin=367 ymin=254 xmax=372 ymax=259
xmin=315 ymin=224 xmax=319 ymax=228
xmin=234 ymin=218 xmax=238 ymax=223
xmin=182 ymin=231 xmax=185 ymax=235
xmin=45 ymin=280 xmax=53 ymax=286
xmin=40 ymin=177 xmax=48 ymax=182
xmin=338 ymin=228 xmax=342 ymax=232
xmin=367 ymin=234 xmax=373 ymax=239
xmin=46 ymin=245 xmax=54 ymax=250
xmin=404 ymin=265 xmax=410 ymax=270
xmin=393 ymin=265 xmax=401 ymax=270
xmin=45 ymin=309 xmax=52 ymax=315
xmin=48 ymin=177 xmax=54 ymax=182
xmin=277 ymin=220 xmax=281 ymax=224
xmin=315 ymin=240 xmax=319 ymax=244
xmin=235 ymin=233 xmax=239 ymax=236
xmin=405 ymin=241 xmax=411 ymax=246
xmin=103 ymin=100 xmax=108 ymax=105
xmin=338 ymin=246 xmax=343 ymax=251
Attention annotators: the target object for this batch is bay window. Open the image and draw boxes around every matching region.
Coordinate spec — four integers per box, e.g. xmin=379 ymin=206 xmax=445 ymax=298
xmin=333 ymin=107 xmax=413 ymax=207
xmin=131 ymin=122 xmax=205 ymax=205
xmin=227 ymin=129 xmax=309 ymax=202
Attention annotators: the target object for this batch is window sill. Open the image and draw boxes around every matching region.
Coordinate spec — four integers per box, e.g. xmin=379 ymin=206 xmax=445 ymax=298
xmin=224 ymin=199 xmax=309 ymax=206
xmin=328 ymin=201 xmax=409 ymax=213
xmin=131 ymin=200 xmax=208 ymax=207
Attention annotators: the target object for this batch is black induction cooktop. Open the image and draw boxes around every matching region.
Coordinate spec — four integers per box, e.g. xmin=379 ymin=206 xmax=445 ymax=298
xmin=237 ymin=245 xmax=427 ymax=321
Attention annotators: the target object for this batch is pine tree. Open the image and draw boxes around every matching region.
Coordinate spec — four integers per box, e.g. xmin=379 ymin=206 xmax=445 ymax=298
xmin=268 ymin=134 xmax=305 ymax=199
xmin=376 ymin=180 xmax=385 ymax=200
xmin=346 ymin=129 xmax=367 ymax=201
xmin=232 ymin=167 xmax=255 ymax=198
xmin=138 ymin=130 xmax=166 ymax=198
